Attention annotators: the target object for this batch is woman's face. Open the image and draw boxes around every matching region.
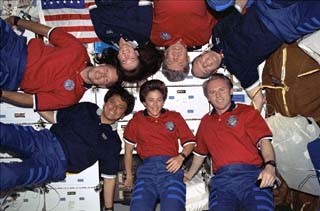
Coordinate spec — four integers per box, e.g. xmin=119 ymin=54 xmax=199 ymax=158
xmin=117 ymin=38 xmax=140 ymax=72
xmin=143 ymin=90 xmax=164 ymax=118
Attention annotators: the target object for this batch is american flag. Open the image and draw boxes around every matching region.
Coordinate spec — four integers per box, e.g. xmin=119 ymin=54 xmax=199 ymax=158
xmin=38 ymin=0 xmax=100 ymax=43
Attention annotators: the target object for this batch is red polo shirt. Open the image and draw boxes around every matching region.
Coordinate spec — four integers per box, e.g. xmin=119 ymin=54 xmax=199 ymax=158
xmin=20 ymin=28 xmax=89 ymax=111
xmin=124 ymin=109 xmax=195 ymax=160
xmin=151 ymin=0 xmax=217 ymax=47
xmin=194 ymin=103 xmax=272 ymax=172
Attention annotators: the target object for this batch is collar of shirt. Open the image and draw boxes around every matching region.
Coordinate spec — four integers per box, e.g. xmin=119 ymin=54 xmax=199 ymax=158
xmin=143 ymin=108 xmax=167 ymax=117
xmin=210 ymin=101 xmax=236 ymax=115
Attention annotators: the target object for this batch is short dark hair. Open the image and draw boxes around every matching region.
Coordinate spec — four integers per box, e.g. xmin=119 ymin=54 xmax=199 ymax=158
xmin=121 ymin=43 xmax=164 ymax=83
xmin=161 ymin=61 xmax=190 ymax=82
xmin=191 ymin=55 xmax=214 ymax=79
xmin=139 ymin=79 xmax=168 ymax=103
xmin=104 ymin=85 xmax=135 ymax=116
xmin=94 ymin=48 xmax=124 ymax=84
xmin=202 ymin=73 xmax=233 ymax=98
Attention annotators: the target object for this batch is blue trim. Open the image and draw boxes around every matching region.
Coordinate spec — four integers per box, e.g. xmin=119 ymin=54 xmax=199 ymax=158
xmin=131 ymin=194 xmax=143 ymax=201
xmin=168 ymin=186 xmax=185 ymax=196
xmin=22 ymin=168 xmax=34 ymax=186
xmin=167 ymin=194 xmax=185 ymax=205
xmin=257 ymin=205 xmax=273 ymax=211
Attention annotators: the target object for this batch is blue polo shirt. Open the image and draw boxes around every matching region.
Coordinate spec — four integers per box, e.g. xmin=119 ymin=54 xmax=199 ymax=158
xmin=50 ymin=102 xmax=121 ymax=176
xmin=211 ymin=7 xmax=281 ymax=89
xmin=89 ymin=1 xmax=152 ymax=45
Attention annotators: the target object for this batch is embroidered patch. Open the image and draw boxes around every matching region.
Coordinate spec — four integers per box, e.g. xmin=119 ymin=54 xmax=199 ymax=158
xmin=215 ymin=37 xmax=220 ymax=45
xmin=227 ymin=116 xmax=238 ymax=127
xmin=160 ymin=32 xmax=171 ymax=40
xmin=105 ymin=29 xmax=114 ymax=34
xmin=101 ymin=132 xmax=108 ymax=140
xmin=165 ymin=121 xmax=175 ymax=131
xmin=64 ymin=79 xmax=75 ymax=91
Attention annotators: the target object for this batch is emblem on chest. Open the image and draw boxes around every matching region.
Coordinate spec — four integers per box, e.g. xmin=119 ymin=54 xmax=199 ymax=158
xmin=64 ymin=79 xmax=75 ymax=91
xmin=165 ymin=121 xmax=175 ymax=131
xmin=160 ymin=32 xmax=172 ymax=40
xmin=227 ymin=116 xmax=238 ymax=127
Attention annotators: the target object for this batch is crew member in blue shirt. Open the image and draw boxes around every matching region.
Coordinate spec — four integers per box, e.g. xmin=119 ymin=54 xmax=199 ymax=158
xmin=0 ymin=86 xmax=135 ymax=211
xmin=192 ymin=0 xmax=320 ymax=111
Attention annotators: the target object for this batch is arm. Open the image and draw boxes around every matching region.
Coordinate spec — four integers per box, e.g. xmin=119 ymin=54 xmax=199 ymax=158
xmin=166 ymin=143 xmax=195 ymax=173
xmin=257 ymin=139 xmax=277 ymax=188
xmin=123 ymin=142 xmax=135 ymax=190
xmin=38 ymin=111 xmax=55 ymax=123
xmin=1 ymin=90 xmax=33 ymax=108
xmin=103 ymin=177 xmax=116 ymax=210
xmin=184 ymin=155 xmax=206 ymax=182
xmin=246 ymin=85 xmax=266 ymax=112
xmin=6 ymin=16 xmax=51 ymax=37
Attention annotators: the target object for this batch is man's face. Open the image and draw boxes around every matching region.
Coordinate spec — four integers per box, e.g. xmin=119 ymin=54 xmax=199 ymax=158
xmin=117 ymin=38 xmax=139 ymax=71
xmin=143 ymin=90 xmax=164 ymax=118
xmin=102 ymin=95 xmax=128 ymax=124
xmin=206 ymin=79 xmax=233 ymax=114
xmin=192 ymin=51 xmax=221 ymax=78
xmin=88 ymin=64 xmax=119 ymax=88
xmin=165 ymin=41 xmax=189 ymax=71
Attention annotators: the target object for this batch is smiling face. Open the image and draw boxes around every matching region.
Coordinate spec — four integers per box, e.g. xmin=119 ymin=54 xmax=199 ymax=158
xmin=165 ymin=41 xmax=189 ymax=71
xmin=88 ymin=64 xmax=119 ymax=88
xmin=101 ymin=95 xmax=128 ymax=124
xmin=206 ymin=78 xmax=233 ymax=115
xmin=117 ymin=38 xmax=140 ymax=71
xmin=143 ymin=90 xmax=165 ymax=118
xmin=192 ymin=50 xmax=221 ymax=78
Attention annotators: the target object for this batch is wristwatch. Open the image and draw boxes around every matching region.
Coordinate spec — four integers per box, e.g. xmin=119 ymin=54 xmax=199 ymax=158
xmin=13 ymin=16 xmax=21 ymax=26
xmin=179 ymin=152 xmax=187 ymax=160
xmin=264 ymin=160 xmax=276 ymax=168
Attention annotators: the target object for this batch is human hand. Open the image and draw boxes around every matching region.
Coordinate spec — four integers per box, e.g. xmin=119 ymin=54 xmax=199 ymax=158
xmin=122 ymin=176 xmax=133 ymax=191
xmin=166 ymin=155 xmax=184 ymax=173
xmin=256 ymin=165 xmax=277 ymax=188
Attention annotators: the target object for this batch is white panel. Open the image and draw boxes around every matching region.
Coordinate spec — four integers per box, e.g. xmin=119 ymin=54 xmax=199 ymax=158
xmin=0 ymin=102 xmax=40 ymax=124
xmin=165 ymin=86 xmax=210 ymax=120
xmin=79 ymin=87 xmax=99 ymax=104
xmin=186 ymin=120 xmax=201 ymax=135
xmin=49 ymin=162 xmax=100 ymax=189
xmin=1 ymin=187 xmax=100 ymax=211
xmin=232 ymin=87 xmax=251 ymax=105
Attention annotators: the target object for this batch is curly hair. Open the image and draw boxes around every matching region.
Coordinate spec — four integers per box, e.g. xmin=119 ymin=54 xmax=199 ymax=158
xmin=139 ymin=79 xmax=168 ymax=103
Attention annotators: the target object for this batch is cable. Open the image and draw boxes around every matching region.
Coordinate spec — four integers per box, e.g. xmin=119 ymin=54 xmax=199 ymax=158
xmin=45 ymin=185 xmax=61 ymax=211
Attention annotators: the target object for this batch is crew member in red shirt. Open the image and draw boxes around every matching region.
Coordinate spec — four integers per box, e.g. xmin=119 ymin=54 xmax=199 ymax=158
xmin=151 ymin=0 xmax=216 ymax=82
xmin=185 ymin=73 xmax=277 ymax=211
xmin=123 ymin=79 xmax=195 ymax=211
xmin=0 ymin=17 xmax=120 ymax=111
